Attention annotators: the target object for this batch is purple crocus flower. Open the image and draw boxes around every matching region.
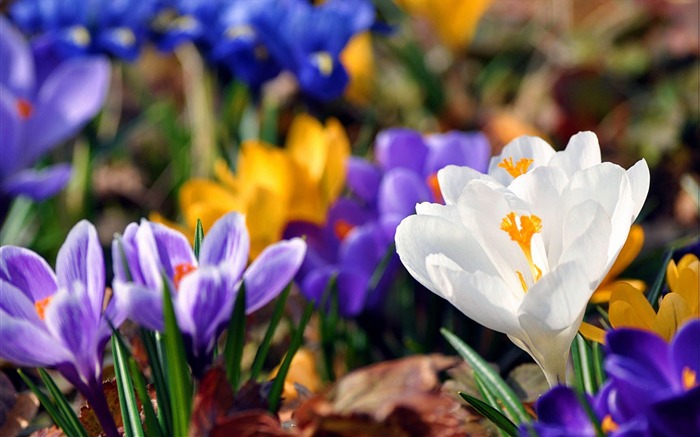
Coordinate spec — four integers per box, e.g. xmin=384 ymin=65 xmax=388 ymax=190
xmin=112 ymin=212 xmax=306 ymax=376
xmin=0 ymin=17 xmax=109 ymax=211
xmin=598 ymin=319 xmax=700 ymax=436
xmin=0 ymin=220 xmax=124 ymax=437
xmin=287 ymin=128 xmax=490 ymax=316
xmin=518 ymin=385 xmax=597 ymax=437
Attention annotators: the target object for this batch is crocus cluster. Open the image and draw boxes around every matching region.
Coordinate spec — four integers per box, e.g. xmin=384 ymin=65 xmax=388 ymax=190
xmin=0 ymin=17 xmax=109 ymax=211
xmin=155 ymin=0 xmax=376 ymax=100
xmin=9 ymin=0 xmax=159 ymax=61
xmin=287 ymin=128 xmax=490 ymax=316
xmin=113 ymin=212 xmax=306 ymax=376
xmin=521 ymin=319 xmax=700 ymax=436
xmin=0 ymin=213 xmax=306 ymax=434
xmin=395 ymin=132 xmax=650 ymax=386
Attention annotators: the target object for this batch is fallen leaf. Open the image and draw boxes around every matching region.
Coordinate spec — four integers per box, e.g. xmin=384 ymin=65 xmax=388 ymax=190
xmin=0 ymin=371 xmax=39 ymax=436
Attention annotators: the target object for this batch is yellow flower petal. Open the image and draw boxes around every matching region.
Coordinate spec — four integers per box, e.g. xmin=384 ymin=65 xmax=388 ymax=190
xmin=652 ymin=293 xmax=692 ymax=341
xmin=675 ymin=262 xmax=699 ymax=315
xmin=320 ymin=117 xmax=350 ymax=204
xmin=579 ymin=322 xmax=607 ymax=344
xmin=340 ymin=32 xmax=375 ymax=105
xmin=179 ymin=179 xmax=244 ymax=230
xmin=396 ymin=0 xmax=492 ymax=51
xmin=287 ymin=114 xmax=328 ymax=182
xmin=609 ymin=283 xmax=656 ymax=330
xmin=602 ymin=225 xmax=644 ymax=283
xmin=238 ymin=140 xmax=292 ymax=201
xmin=590 ymin=279 xmax=646 ymax=305
xmin=269 ymin=348 xmax=321 ymax=400
xmin=247 ymin=187 xmax=289 ymax=258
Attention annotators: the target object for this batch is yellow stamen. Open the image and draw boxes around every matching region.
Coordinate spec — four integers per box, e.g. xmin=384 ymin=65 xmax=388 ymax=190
xmin=113 ymin=27 xmax=136 ymax=47
xmin=35 ymin=296 xmax=53 ymax=321
xmin=602 ymin=415 xmax=619 ymax=433
xmin=334 ymin=219 xmax=354 ymax=241
xmin=426 ymin=173 xmax=443 ymax=203
xmin=501 ymin=212 xmax=543 ymax=292
xmin=173 ymin=263 xmax=197 ymax=290
xmin=68 ymin=26 xmax=91 ymax=47
xmin=225 ymin=25 xmax=254 ymax=40
xmin=16 ymin=98 xmax=33 ymax=119
xmin=498 ymin=157 xmax=533 ymax=178
xmin=312 ymin=52 xmax=334 ymax=76
xmin=683 ymin=367 xmax=697 ymax=390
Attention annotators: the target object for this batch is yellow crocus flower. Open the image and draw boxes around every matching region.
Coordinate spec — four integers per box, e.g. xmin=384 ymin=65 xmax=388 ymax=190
xmin=583 ymin=254 xmax=700 ymax=343
xmin=155 ymin=114 xmax=350 ymax=258
xmin=395 ymin=0 xmax=492 ymax=52
xmin=340 ymin=32 xmax=375 ymax=105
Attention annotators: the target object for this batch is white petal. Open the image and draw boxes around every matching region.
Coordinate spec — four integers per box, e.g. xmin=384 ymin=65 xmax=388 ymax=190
xmin=395 ymin=214 xmax=497 ymax=294
xmin=549 ymin=131 xmax=601 ymax=177
xmin=559 ymin=200 xmax=612 ymax=285
xmin=488 ymin=136 xmax=556 ymax=185
xmin=626 ymin=159 xmax=650 ymax=221
xmin=414 ymin=202 xmax=460 ymax=223
xmin=426 ymin=253 xmax=522 ymax=335
xmin=437 ymin=165 xmax=496 ymax=205
xmin=455 ymin=181 xmax=534 ymax=290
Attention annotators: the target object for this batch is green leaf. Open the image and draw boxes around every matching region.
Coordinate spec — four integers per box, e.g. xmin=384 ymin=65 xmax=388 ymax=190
xmin=259 ymin=96 xmax=278 ymax=145
xmin=128 ymin=357 xmax=163 ymax=437
xmin=250 ymin=283 xmax=292 ymax=380
xmin=18 ymin=369 xmax=76 ymax=435
xmin=37 ymin=369 xmax=87 ymax=437
xmin=441 ymin=328 xmax=530 ymax=424
xmin=647 ymin=249 xmax=674 ymax=311
xmin=459 ymin=391 xmax=518 ymax=437
xmin=162 ymin=277 xmax=192 ymax=435
xmin=111 ymin=335 xmax=145 ymax=437
xmin=591 ymin=341 xmax=606 ymax=389
xmin=268 ymin=301 xmax=314 ymax=413
xmin=224 ymin=284 xmax=247 ymax=391
xmin=194 ymin=219 xmax=204 ymax=260
xmin=474 ymin=374 xmax=511 ymax=437
xmin=571 ymin=334 xmax=597 ymax=394
xmin=140 ymin=329 xmax=172 ymax=435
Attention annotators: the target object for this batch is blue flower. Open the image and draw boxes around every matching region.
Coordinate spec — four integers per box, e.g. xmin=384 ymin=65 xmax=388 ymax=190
xmin=9 ymin=0 xmax=160 ymax=61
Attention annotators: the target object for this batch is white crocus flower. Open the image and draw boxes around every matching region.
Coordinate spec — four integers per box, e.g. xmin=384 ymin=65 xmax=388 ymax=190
xmin=395 ymin=132 xmax=649 ymax=386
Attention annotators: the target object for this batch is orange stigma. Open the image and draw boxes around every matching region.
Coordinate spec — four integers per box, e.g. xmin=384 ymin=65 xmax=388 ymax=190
xmin=334 ymin=220 xmax=355 ymax=241
xmin=682 ymin=367 xmax=697 ymax=390
xmin=16 ymin=99 xmax=33 ymax=119
xmin=426 ymin=173 xmax=443 ymax=203
xmin=602 ymin=415 xmax=619 ymax=433
xmin=501 ymin=212 xmax=543 ymax=291
xmin=498 ymin=157 xmax=533 ymax=178
xmin=173 ymin=263 xmax=197 ymax=289
xmin=35 ymin=296 xmax=53 ymax=320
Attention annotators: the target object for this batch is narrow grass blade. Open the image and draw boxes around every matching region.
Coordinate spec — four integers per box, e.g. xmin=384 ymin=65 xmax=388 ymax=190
xmin=193 ymin=219 xmax=204 ymax=259
xmin=441 ymin=328 xmax=530 ymax=424
xmin=140 ymin=329 xmax=172 ymax=435
xmin=459 ymin=391 xmax=518 ymax=437
xmin=128 ymin=357 xmax=163 ymax=437
xmin=37 ymin=369 xmax=87 ymax=437
xmin=260 ymin=97 xmax=278 ymax=145
xmin=574 ymin=390 xmax=605 ymax=437
xmin=224 ymin=284 xmax=247 ymax=391
xmin=474 ymin=374 xmax=511 ymax=437
xmin=111 ymin=335 xmax=145 ymax=437
xmin=647 ymin=249 xmax=674 ymax=310
xmin=591 ymin=341 xmax=606 ymax=388
xmin=162 ymin=277 xmax=192 ymax=435
xmin=571 ymin=334 xmax=597 ymax=394
xmin=250 ymin=283 xmax=292 ymax=380
xmin=21 ymin=370 xmax=80 ymax=436
xmin=268 ymin=302 xmax=314 ymax=413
